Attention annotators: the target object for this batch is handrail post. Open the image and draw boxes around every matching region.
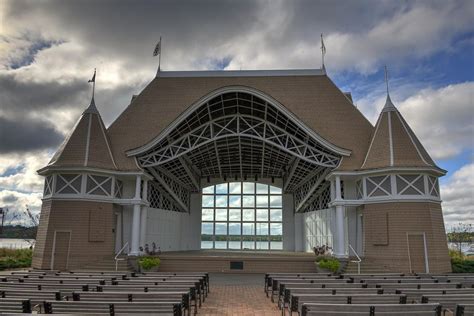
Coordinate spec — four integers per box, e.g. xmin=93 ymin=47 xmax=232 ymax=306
xmin=114 ymin=242 xmax=129 ymax=271
xmin=348 ymin=244 xmax=362 ymax=275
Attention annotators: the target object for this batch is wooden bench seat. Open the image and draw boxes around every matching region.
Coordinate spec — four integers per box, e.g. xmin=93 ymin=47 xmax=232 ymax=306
xmin=375 ymin=282 xmax=460 ymax=289
xmin=394 ymin=288 xmax=474 ymax=303
xmin=455 ymin=303 xmax=474 ymax=316
xmin=300 ymin=303 xmax=441 ymax=316
xmin=43 ymin=300 xmax=183 ymax=315
xmin=290 ymin=294 xmax=407 ymax=316
xmin=421 ymin=294 xmax=474 ymax=314
xmin=0 ymin=298 xmax=32 ymax=313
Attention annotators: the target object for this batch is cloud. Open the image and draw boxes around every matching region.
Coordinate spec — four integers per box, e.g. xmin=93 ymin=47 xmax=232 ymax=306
xmin=0 ymin=116 xmax=63 ymax=153
xmin=0 ymin=190 xmax=42 ymax=226
xmin=441 ymin=163 xmax=474 ymax=227
xmin=398 ymin=82 xmax=474 ymax=160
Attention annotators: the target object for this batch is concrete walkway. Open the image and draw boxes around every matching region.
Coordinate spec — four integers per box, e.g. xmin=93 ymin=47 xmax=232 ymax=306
xmin=199 ymin=273 xmax=279 ymax=316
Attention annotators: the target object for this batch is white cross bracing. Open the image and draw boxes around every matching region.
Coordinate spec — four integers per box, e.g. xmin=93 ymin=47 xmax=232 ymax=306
xmin=135 ymin=92 xmax=341 ymax=213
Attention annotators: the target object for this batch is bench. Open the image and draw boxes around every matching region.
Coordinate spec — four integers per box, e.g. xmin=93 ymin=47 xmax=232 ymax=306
xmin=290 ymin=294 xmax=407 ymax=316
xmin=455 ymin=303 xmax=474 ymax=316
xmin=421 ymin=294 xmax=474 ymax=315
xmin=43 ymin=300 xmax=183 ymax=315
xmin=0 ymin=298 xmax=32 ymax=313
xmin=300 ymin=303 xmax=441 ymax=316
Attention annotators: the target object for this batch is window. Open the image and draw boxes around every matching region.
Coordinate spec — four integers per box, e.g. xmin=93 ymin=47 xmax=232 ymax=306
xmin=201 ymin=182 xmax=283 ymax=250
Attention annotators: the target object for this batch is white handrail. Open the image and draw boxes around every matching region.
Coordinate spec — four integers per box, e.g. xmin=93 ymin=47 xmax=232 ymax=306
xmin=114 ymin=242 xmax=129 ymax=271
xmin=348 ymin=244 xmax=362 ymax=275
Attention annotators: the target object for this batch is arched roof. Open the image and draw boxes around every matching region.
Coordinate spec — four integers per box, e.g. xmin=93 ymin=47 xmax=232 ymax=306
xmin=107 ymin=70 xmax=374 ymax=172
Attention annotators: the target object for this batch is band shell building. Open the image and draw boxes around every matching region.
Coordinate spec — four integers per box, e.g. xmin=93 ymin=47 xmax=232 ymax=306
xmin=33 ymin=69 xmax=451 ymax=273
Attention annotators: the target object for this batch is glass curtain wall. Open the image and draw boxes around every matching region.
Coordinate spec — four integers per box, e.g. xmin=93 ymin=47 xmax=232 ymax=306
xmin=201 ymin=182 xmax=283 ymax=250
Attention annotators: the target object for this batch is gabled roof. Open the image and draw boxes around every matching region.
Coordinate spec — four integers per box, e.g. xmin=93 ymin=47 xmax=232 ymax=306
xmin=361 ymin=94 xmax=440 ymax=171
xmin=47 ymin=98 xmax=117 ymax=170
xmin=107 ymin=70 xmax=374 ymax=171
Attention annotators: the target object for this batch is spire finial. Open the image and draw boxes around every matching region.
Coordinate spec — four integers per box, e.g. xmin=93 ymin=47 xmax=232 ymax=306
xmin=321 ymin=33 xmax=326 ymax=72
xmin=84 ymin=69 xmax=99 ymax=114
xmin=382 ymin=65 xmax=396 ymax=112
xmin=153 ymin=37 xmax=162 ymax=76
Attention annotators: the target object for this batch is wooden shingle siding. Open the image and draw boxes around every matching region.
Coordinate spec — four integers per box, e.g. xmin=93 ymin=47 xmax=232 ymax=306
xmin=33 ymin=200 xmax=115 ymax=270
xmin=363 ymin=202 xmax=451 ymax=273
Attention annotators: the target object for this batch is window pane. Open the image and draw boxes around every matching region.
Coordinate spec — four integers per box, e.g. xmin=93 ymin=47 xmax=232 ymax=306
xmin=256 ymin=209 xmax=268 ymax=221
xmin=270 ymin=186 xmax=282 ymax=194
xmin=215 ymin=241 xmax=227 ymax=249
xmin=270 ymin=223 xmax=282 ymax=235
xmin=228 ymin=223 xmax=241 ymax=235
xmin=215 ymin=183 xmax=228 ymax=194
xmin=242 ymin=209 xmax=255 ymax=221
xmin=229 ymin=209 xmax=241 ymax=221
xmin=201 ymin=223 xmax=213 ymax=235
xmin=270 ymin=242 xmax=283 ymax=250
xmin=270 ymin=209 xmax=282 ymax=221
xmin=215 ymin=222 xmax=227 ymax=235
xmin=229 ymin=182 xmax=241 ymax=194
xmin=202 ymin=195 xmax=214 ymax=207
xmin=215 ymin=209 xmax=227 ymax=221
xmin=256 ymin=195 xmax=268 ymax=207
xmin=242 ymin=182 xmax=255 ymax=194
xmin=202 ymin=185 xmax=214 ymax=194
xmin=242 ymin=195 xmax=255 ymax=207
xmin=215 ymin=195 xmax=228 ymax=207
xmin=242 ymin=223 xmax=255 ymax=235
xmin=229 ymin=195 xmax=241 ymax=207
xmin=243 ymin=241 xmax=255 ymax=249
xmin=256 ymin=223 xmax=268 ymax=235
xmin=202 ymin=209 xmax=214 ymax=221
xmin=270 ymin=195 xmax=282 ymax=207
xmin=256 ymin=183 xmax=268 ymax=194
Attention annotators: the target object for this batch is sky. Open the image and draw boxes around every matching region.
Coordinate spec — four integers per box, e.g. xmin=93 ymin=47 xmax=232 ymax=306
xmin=0 ymin=0 xmax=473 ymax=229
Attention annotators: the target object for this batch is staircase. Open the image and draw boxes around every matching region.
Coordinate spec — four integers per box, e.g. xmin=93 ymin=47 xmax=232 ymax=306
xmin=343 ymin=257 xmax=393 ymax=274
xmin=78 ymin=255 xmax=134 ymax=272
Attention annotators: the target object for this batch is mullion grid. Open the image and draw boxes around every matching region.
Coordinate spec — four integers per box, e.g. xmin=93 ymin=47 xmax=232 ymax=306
xmin=201 ymin=182 xmax=282 ymax=250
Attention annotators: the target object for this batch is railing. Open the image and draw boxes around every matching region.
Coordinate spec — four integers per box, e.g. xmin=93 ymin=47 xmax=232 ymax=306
xmin=348 ymin=244 xmax=362 ymax=275
xmin=114 ymin=242 xmax=129 ymax=271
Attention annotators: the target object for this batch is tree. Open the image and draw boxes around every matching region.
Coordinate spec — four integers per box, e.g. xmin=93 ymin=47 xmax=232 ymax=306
xmin=448 ymin=223 xmax=473 ymax=255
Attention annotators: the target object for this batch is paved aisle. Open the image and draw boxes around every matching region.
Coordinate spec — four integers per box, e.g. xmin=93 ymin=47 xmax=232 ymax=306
xmin=199 ymin=273 xmax=279 ymax=316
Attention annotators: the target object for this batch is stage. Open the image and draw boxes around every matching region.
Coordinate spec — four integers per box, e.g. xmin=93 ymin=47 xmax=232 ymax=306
xmin=157 ymin=250 xmax=317 ymax=273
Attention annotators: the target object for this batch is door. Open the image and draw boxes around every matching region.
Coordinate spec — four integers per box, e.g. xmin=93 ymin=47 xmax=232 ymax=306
xmin=52 ymin=231 xmax=71 ymax=270
xmin=407 ymin=233 xmax=428 ymax=273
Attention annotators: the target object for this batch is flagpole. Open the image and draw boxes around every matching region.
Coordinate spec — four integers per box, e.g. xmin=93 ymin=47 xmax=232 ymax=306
xmin=158 ymin=36 xmax=162 ymax=72
xmin=92 ymin=68 xmax=96 ymax=100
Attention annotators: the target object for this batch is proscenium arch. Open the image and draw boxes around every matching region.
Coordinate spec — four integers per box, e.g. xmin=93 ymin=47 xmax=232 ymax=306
xmin=127 ymin=86 xmax=351 ymax=158
xmin=133 ymin=87 xmax=348 ymax=213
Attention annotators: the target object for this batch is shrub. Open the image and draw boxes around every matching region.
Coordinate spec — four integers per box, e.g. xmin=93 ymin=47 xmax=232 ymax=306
xmin=316 ymin=256 xmax=340 ymax=273
xmin=0 ymin=248 xmax=33 ymax=271
xmin=449 ymin=249 xmax=474 ymax=273
xmin=138 ymin=256 xmax=161 ymax=271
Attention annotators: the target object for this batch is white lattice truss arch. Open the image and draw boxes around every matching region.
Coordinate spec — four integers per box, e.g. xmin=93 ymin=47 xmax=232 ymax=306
xmin=132 ymin=89 xmax=345 ymax=213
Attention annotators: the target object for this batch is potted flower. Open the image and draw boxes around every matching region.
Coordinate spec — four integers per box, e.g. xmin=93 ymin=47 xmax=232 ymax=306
xmin=138 ymin=256 xmax=161 ymax=272
xmin=315 ymin=255 xmax=341 ymax=274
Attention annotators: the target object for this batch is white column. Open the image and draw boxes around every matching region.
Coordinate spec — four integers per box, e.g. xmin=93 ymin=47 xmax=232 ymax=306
xmin=334 ymin=205 xmax=346 ymax=257
xmin=129 ymin=175 xmax=142 ymax=256
xmin=335 ymin=176 xmax=341 ymax=200
xmin=140 ymin=180 xmax=148 ymax=248
xmin=114 ymin=210 xmax=122 ymax=254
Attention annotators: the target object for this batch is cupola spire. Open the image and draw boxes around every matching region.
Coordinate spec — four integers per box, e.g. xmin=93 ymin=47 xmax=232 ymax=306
xmin=84 ymin=68 xmax=98 ymax=114
xmin=382 ymin=65 xmax=396 ymax=112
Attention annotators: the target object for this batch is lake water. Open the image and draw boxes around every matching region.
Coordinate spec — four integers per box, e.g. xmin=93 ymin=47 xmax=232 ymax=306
xmin=0 ymin=238 xmax=35 ymax=249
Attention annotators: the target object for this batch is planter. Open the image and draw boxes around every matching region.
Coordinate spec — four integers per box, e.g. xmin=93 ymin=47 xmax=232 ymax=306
xmin=315 ymin=263 xmax=333 ymax=274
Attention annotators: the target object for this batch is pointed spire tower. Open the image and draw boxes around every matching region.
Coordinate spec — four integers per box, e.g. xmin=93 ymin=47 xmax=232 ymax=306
xmin=47 ymin=71 xmax=117 ymax=170
xmin=361 ymin=68 xmax=439 ymax=171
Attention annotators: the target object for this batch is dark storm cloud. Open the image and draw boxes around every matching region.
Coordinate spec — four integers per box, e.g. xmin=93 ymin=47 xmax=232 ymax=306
xmin=0 ymin=73 xmax=89 ymax=112
xmin=0 ymin=116 xmax=63 ymax=153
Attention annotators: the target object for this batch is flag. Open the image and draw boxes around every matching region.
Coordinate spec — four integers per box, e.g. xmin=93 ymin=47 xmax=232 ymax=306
xmin=153 ymin=39 xmax=161 ymax=57
xmin=88 ymin=70 xmax=96 ymax=83
xmin=321 ymin=34 xmax=326 ymax=55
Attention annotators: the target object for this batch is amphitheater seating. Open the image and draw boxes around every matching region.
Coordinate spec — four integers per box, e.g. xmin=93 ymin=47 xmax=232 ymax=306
xmin=0 ymin=270 xmax=209 ymax=316
xmin=301 ymin=303 xmax=442 ymax=316
xmin=264 ymin=272 xmax=474 ymax=316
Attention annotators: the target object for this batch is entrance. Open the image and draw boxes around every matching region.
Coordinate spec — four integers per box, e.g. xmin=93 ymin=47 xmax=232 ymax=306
xmin=407 ymin=233 xmax=429 ymax=273
xmin=52 ymin=231 xmax=71 ymax=270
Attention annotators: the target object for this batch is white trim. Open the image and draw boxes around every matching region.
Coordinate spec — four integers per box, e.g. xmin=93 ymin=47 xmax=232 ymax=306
xmin=327 ymin=166 xmax=446 ymax=179
xmin=98 ymin=116 xmax=118 ymax=169
xmin=126 ymin=86 xmax=351 ymax=157
xmin=51 ymin=230 xmax=72 ymax=270
xmin=395 ymin=111 xmax=431 ymax=166
xmin=84 ymin=114 xmax=92 ymax=167
xmin=388 ymin=112 xmax=394 ymax=166
xmin=157 ymin=69 xmax=325 ymax=78
xmin=361 ymin=114 xmax=383 ymax=168
xmin=38 ymin=166 xmax=153 ymax=180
